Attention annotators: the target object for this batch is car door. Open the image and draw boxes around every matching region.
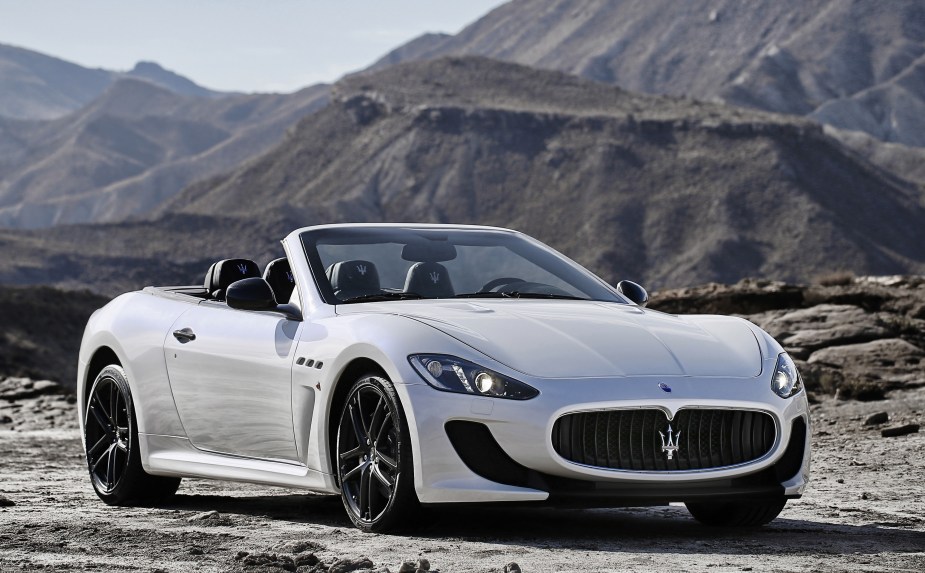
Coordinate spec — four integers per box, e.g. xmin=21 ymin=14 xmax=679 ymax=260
xmin=163 ymin=302 xmax=302 ymax=462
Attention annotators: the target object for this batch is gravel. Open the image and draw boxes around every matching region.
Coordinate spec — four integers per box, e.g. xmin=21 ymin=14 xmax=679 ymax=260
xmin=1 ymin=386 xmax=924 ymax=571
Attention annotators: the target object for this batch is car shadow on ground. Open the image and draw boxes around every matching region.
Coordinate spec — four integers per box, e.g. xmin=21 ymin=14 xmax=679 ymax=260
xmin=159 ymin=492 xmax=925 ymax=557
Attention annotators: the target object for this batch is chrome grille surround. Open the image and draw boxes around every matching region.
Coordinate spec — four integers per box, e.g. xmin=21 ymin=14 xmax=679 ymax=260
xmin=551 ymin=406 xmax=780 ymax=474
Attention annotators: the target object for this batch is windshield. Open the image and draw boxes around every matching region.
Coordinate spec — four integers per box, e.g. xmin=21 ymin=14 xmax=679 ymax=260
xmin=300 ymin=227 xmax=625 ymax=305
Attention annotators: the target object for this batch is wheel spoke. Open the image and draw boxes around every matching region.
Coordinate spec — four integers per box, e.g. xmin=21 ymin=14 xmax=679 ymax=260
xmin=106 ymin=444 xmax=120 ymax=487
xmin=339 ymin=445 xmax=363 ymax=461
xmin=367 ymin=465 xmax=377 ymax=518
xmin=372 ymin=464 xmax=393 ymax=489
xmin=91 ymin=391 xmax=110 ymax=422
xmin=368 ymin=397 xmax=384 ymax=439
xmin=377 ymin=451 xmax=397 ymax=470
xmin=87 ymin=435 xmax=109 ymax=460
xmin=91 ymin=442 xmax=116 ymax=473
xmin=88 ymin=404 xmax=112 ymax=434
xmin=348 ymin=402 xmax=367 ymax=444
xmin=374 ymin=409 xmax=392 ymax=444
xmin=357 ymin=391 xmax=370 ymax=437
xmin=342 ymin=460 xmax=366 ymax=483
xmin=358 ymin=465 xmax=371 ymax=518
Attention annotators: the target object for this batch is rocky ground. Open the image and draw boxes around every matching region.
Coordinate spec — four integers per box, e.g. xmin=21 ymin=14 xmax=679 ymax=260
xmin=1 ymin=380 xmax=923 ymax=572
xmin=2 ymin=275 xmax=924 ymax=572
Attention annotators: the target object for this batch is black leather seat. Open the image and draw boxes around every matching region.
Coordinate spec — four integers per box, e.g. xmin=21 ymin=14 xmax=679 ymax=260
xmin=403 ymin=261 xmax=455 ymax=298
xmin=264 ymin=257 xmax=295 ymax=303
xmin=327 ymin=260 xmax=380 ymax=300
xmin=204 ymin=258 xmax=261 ymax=300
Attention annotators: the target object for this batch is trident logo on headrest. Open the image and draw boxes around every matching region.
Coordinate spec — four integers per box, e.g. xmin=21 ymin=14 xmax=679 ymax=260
xmin=286 ymin=271 xmax=294 ymax=283
xmin=237 ymin=263 xmax=248 ymax=275
xmin=356 ymin=264 xmax=368 ymax=276
xmin=659 ymin=424 xmax=681 ymax=460
xmin=429 ymin=271 xmax=440 ymax=284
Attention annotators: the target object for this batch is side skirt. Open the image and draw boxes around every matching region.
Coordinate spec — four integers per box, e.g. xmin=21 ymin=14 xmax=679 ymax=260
xmin=139 ymin=433 xmax=338 ymax=492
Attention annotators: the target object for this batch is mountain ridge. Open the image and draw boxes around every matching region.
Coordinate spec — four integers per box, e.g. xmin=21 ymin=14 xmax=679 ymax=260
xmin=0 ymin=77 xmax=330 ymax=228
xmin=0 ymin=42 xmax=224 ymax=121
xmin=368 ymin=0 xmax=925 ymax=149
xmin=2 ymin=57 xmax=913 ymax=294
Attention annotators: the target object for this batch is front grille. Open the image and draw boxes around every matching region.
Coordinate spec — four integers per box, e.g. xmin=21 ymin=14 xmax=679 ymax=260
xmin=552 ymin=408 xmax=776 ymax=472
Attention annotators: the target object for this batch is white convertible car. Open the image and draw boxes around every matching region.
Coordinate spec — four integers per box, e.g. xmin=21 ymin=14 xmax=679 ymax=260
xmin=78 ymin=224 xmax=810 ymax=531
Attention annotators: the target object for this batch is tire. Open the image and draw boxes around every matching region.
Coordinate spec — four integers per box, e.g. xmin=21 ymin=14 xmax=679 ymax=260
xmin=686 ymin=498 xmax=787 ymax=527
xmin=335 ymin=373 xmax=420 ymax=532
xmin=84 ymin=365 xmax=181 ymax=505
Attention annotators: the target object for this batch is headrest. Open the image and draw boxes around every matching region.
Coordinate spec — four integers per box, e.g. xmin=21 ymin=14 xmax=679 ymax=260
xmin=205 ymin=258 xmax=261 ymax=299
xmin=401 ymin=240 xmax=457 ymax=263
xmin=327 ymin=260 xmax=380 ymax=299
xmin=404 ymin=261 xmax=455 ymax=298
xmin=264 ymin=257 xmax=296 ymax=303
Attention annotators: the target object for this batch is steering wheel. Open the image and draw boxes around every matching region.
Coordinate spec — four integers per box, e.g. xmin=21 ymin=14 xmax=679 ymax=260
xmin=480 ymin=277 xmax=526 ymax=292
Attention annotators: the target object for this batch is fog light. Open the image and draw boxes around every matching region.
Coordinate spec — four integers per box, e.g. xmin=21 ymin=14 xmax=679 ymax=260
xmin=474 ymin=372 xmax=495 ymax=394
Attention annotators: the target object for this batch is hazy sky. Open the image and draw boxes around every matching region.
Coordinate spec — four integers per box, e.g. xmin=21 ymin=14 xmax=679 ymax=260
xmin=0 ymin=0 xmax=507 ymax=93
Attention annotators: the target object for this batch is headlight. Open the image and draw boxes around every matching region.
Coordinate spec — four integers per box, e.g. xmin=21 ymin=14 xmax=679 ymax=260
xmin=409 ymin=354 xmax=539 ymax=400
xmin=771 ymin=353 xmax=803 ymax=398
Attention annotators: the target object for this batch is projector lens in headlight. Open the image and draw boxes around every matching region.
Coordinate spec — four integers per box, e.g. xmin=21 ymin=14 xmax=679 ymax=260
xmin=425 ymin=359 xmax=444 ymax=377
xmin=771 ymin=352 xmax=803 ymax=398
xmin=474 ymin=372 xmax=495 ymax=393
xmin=409 ymin=354 xmax=538 ymax=400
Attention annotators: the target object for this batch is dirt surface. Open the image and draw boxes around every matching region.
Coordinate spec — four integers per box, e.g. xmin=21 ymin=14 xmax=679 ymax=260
xmin=1 ymin=386 xmax=923 ymax=572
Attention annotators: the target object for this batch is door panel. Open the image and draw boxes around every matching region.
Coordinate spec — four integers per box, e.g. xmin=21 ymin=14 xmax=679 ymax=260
xmin=164 ymin=303 xmax=301 ymax=462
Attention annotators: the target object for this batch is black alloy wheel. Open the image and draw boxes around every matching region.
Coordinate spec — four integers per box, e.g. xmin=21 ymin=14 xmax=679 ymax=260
xmin=84 ymin=365 xmax=181 ymax=505
xmin=85 ymin=370 xmax=131 ymax=494
xmin=336 ymin=374 xmax=419 ymax=531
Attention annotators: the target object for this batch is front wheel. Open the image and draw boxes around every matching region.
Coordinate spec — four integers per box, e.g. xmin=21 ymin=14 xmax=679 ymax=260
xmin=84 ymin=365 xmax=181 ymax=505
xmin=335 ymin=374 xmax=419 ymax=532
xmin=686 ymin=498 xmax=787 ymax=527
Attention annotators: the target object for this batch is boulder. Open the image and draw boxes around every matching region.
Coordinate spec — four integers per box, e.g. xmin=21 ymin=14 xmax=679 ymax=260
xmin=808 ymin=339 xmax=925 ymax=390
xmin=749 ymin=304 xmax=894 ymax=359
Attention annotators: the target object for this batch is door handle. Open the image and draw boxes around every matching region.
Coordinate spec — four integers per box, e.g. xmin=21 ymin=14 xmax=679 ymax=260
xmin=172 ymin=328 xmax=196 ymax=343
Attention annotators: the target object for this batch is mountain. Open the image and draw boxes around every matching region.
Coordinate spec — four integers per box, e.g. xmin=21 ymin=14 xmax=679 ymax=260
xmin=0 ymin=42 xmax=222 ymax=121
xmin=369 ymin=0 xmax=925 ymax=149
xmin=3 ymin=57 xmax=920 ymax=294
xmin=124 ymin=61 xmax=220 ymax=98
xmin=0 ymin=79 xmax=330 ymax=228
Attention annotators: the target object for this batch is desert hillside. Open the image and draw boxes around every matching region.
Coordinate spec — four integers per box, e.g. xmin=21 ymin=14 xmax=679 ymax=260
xmin=372 ymin=0 xmax=925 ymax=148
xmin=1 ymin=58 xmax=922 ymax=293
xmin=168 ymin=57 xmax=925 ymax=288
xmin=0 ymin=79 xmax=329 ymax=228
xmin=0 ymin=43 xmax=221 ymax=121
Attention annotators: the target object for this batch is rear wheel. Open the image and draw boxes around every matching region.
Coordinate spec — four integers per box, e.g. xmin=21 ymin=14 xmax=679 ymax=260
xmin=84 ymin=365 xmax=181 ymax=505
xmin=335 ymin=374 xmax=419 ymax=532
xmin=686 ymin=498 xmax=787 ymax=527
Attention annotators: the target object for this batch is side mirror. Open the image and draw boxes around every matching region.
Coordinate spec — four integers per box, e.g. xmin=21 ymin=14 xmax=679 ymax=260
xmin=227 ymin=278 xmax=277 ymax=310
xmin=226 ymin=278 xmax=302 ymax=321
xmin=617 ymin=280 xmax=649 ymax=307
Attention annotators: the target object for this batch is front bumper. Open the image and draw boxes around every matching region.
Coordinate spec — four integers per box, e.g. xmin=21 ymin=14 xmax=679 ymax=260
xmin=396 ymin=372 xmax=811 ymax=505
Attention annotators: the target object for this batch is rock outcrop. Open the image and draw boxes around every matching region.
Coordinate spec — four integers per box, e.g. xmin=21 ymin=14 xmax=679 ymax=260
xmin=653 ymin=275 xmax=925 ymax=400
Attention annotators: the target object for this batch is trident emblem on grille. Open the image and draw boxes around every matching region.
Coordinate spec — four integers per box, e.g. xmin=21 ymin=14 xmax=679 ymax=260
xmin=659 ymin=424 xmax=681 ymax=460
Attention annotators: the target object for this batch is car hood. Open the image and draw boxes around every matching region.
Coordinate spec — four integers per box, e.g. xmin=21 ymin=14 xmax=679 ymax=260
xmin=341 ymin=300 xmax=763 ymax=379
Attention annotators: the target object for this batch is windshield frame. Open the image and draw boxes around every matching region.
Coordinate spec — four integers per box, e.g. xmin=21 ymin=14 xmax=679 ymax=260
xmin=299 ymin=225 xmax=628 ymax=306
